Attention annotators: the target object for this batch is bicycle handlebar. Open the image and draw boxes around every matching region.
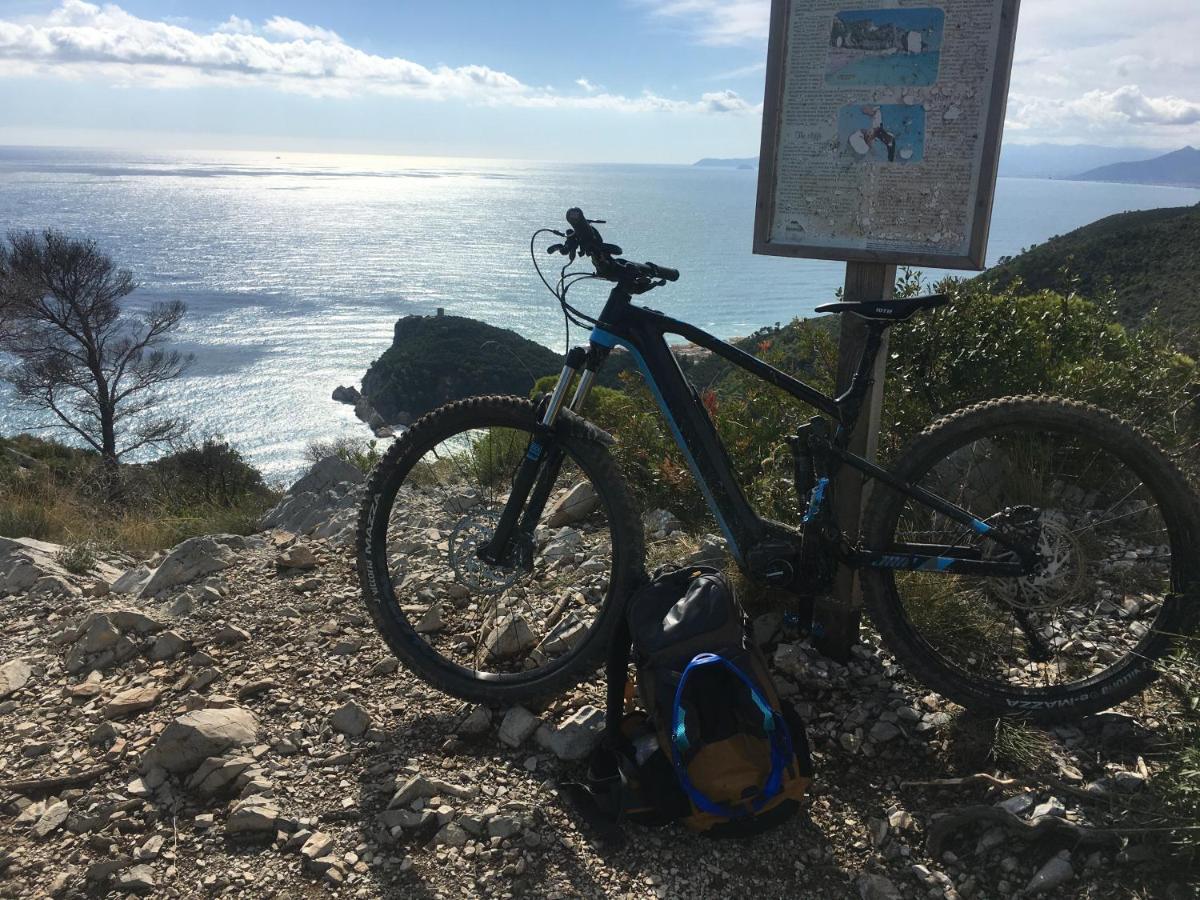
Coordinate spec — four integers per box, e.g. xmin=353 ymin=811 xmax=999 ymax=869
xmin=561 ymin=207 xmax=679 ymax=286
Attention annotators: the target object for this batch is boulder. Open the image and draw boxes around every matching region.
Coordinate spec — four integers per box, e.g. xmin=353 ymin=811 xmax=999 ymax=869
xmin=139 ymin=537 xmax=235 ymax=598
xmin=414 ymin=604 xmax=444 ymax=634
xmin=276 ymin=544 xmax=319 ymax=571
xmin=149 ymin=631 xmax=189 ymax=661
xmin=187 ymin=756 xmax=254 ymax=798
xmin=301 ymin=831 xmax=335 ymax=865
xmin=498 ymin=707 xmax=540 ymax=749
xmin=32 ymin=799 xmax=70 ymax=839
xmin=1026 ymin=852 xmax=1074 ymax=894
xmin=535 ymin=705 xmax=604 ymax=761
xmin=541 ymin=528 xmax=582 ymax=561
xmin=78 ymin=615 xmax=122 ymax=654
xmin=0 ymin=536 xmax=122 ymax=596
xmin=111 ymin=564 xmax=154 ymax=595
xmin=332 ymin=385 xmax=361 ymax=405
xmin=108 ymin=610 xmax=166 ymax=634
xmin=856 ymin=874 xmax=901 ymax=900
xmin=117 ymin=865 xmax=156 ymax=894
xmin=531 ymin=612 xmax=586 ymax=663
xmin=226 ymin=798 xmax=280 ymax=836
xmin=544 ymin=481 xmax=600 ymax=528
xmin=145 ymin=707 xmax=260 ymax=773
xmin=683 ymin=533 xmax=726 ymax=566
xmin=642 ymin=508 xmax=682 ymax=538
xmin=213 ymin=624 xmax=251 ymax=644
xmin=388 ymin=775 xmax=436 ymax=809
xmin=104 ymin=686 xmax=161 ymax=719
xmin=487 ymin=816 xmax=520 ymax=840
xmin=0 ymin=659 xmax=32 ymax=698
xmin=329 ymin=701 xmax=372 ymax=737
xmin=455 ymin=705 xmax=492 ymax=738
xmin=484 ymin=615 xmax=535 ymax=660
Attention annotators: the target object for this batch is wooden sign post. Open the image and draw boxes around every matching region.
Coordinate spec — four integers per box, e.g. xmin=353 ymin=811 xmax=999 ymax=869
xmin=753 ymin=0 xmax=1021 ymax=659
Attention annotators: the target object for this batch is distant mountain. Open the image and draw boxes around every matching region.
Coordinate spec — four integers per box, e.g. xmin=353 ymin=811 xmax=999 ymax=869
xmin=1069 ymin=146 xmax=1200 ymax=187
xmin=975 ymin=203 xmax=1200 ymax=353
xmin=693 ymin=157 xmax=758 ymax=169
xmin=697 ymin=145 xmax=1169 ymax=178
xmin=996 ymin=143 xmax=1164 ymax=179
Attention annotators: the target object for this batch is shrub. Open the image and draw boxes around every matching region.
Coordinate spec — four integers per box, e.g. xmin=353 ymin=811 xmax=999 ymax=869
xmin=883 ymin=280 xmax=1198 ymax=464
xmin=56 ymin=543 xmax=98 ymax=576
xmin=0 ymin=433 xmax=277 ymax=555
xmin=304 ymin=436 xmax=382 ymax=473
xmin=149 ymin=438 xmax=272 ymax=508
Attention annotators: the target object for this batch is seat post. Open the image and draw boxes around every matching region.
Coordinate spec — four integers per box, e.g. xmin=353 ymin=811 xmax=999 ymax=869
xmin=832 ymin=318 xmax=887 ymax=424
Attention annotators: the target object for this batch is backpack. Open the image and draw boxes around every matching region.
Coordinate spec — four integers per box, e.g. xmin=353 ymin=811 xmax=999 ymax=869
xmin=573 ymin=565 xmax=813 ymax=839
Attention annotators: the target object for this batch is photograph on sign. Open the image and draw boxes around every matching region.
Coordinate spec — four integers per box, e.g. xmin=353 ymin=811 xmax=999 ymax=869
xmin=826 ymin=8 xmax=944 ymax=87
xmin=754 ymin=0 xmax=1021 ymax=269
xmin=838 ymin=104 xmax=925 ymax=163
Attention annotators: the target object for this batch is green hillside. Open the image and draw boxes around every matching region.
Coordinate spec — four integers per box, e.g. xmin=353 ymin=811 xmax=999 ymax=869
xmin=974 ymin=203 xmax=1200 ymax=352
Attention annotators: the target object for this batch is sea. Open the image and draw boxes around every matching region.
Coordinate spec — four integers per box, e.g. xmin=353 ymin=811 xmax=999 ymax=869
xmin=2 ymin=145 xmax=1198 ymax=481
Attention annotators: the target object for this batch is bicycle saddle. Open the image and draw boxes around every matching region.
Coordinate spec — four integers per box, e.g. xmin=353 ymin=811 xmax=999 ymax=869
xmin=814 ymin=293 xmax=949 ymax=321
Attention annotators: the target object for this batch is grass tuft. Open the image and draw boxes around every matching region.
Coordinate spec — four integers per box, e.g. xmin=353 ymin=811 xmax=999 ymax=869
xmin=990 ymin=717 xmax=1053 ymax=773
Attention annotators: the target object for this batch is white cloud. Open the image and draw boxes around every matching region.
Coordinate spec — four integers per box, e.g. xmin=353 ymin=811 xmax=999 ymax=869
xmin=262 ymin=16 xmax=341 ymax=44
xmin=1008 ymin=85 xmax=1200 ymax=139
xmin=216 ymin=15 xmax=254 ymax=36
xmin=709 ymin=60 xmax=765 ymax=80
xmin=637 ymin=0 xmax=769 ymax=45
xmin=0 ymin=0 xmax=756 ymax=116
xmin=698 ymin=89 xmax=754 ymax=113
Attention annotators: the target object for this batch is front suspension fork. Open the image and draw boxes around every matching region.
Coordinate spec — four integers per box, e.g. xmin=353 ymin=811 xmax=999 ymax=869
xmin=478 ymin=345 xmax=605 ymax=566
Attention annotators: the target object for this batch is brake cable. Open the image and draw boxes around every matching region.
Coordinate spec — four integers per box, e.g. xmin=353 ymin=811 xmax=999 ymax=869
xmin=530 ymin=226 xmax=601 ymax=353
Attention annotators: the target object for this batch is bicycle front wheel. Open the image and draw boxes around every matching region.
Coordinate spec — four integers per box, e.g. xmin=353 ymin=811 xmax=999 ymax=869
xmin=862 ymin=396 xmax=1200 ymax=720
xmin=356 ymin=395 xmax=644 ymax=704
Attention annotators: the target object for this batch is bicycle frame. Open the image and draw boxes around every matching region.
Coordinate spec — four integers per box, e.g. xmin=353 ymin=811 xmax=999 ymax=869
xmin=484 ymin=283 xmax=1034 ymax=585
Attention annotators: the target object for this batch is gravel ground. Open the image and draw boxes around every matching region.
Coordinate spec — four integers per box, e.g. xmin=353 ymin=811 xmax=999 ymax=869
xmin=0 ymin=518 xmax=1195 ymax=899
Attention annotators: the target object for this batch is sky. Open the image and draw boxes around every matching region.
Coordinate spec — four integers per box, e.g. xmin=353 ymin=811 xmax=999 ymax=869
xmin=0 ymin=0 xmax=1198 ymax=162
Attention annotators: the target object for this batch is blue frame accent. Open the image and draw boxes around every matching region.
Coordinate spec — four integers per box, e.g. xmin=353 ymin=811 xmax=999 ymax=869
xmin=802 ymin=476 xmax=830 ymax=524
xmin=867 ymin=554 xmax=957 ymax=571
xmin=590 ymin=326 xmax=746 ymax=565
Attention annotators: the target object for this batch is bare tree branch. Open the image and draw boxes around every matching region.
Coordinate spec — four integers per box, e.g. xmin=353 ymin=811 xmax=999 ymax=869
xmin=0 ymin=229 xmax=190 ymax=465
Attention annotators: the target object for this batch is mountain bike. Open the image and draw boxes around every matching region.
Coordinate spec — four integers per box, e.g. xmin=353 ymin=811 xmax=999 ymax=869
xmin=357 ymin=208 xmax=1199 ymax=721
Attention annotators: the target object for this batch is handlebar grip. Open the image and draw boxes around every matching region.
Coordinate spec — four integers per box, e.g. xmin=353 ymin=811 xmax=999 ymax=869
xmin=566 ymin=207 xmax=600 ymax=252
xmin=651 ymin=264 xmax=680 ymax=282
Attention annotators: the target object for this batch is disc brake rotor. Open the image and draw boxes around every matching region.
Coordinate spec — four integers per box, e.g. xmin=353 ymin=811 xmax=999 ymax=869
xmin=448 ymin=510 xmax=530 ymax=595
xmin=985 ymin=508 xmax=1088 ymax=611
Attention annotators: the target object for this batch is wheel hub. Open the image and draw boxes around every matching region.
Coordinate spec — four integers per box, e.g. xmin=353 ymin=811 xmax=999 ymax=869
xmin=449 ymin=510 xmax=530 ymax=595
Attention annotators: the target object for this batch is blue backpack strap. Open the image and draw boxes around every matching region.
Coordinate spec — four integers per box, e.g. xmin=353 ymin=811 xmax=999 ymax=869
xmin=668 ymin=653 xmax=794 ymax=818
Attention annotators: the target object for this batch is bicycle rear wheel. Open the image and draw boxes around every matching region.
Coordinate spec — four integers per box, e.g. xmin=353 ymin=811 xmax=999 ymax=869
xmin=356 ymin=395 xmax=644 ymax=704
xmin=861 ymin=396 xmax=1200 ymax=720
